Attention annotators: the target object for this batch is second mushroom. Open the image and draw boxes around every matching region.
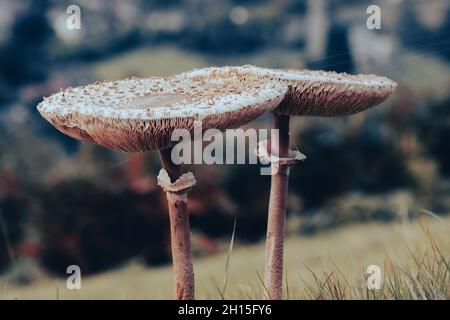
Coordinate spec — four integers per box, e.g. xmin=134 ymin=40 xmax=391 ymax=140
xmin=178 ymin=65 xmax=397 ymax=300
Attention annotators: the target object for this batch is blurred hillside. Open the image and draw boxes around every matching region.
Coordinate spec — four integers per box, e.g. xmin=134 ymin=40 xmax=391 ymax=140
xmin=0 ymin=0 xmax=449 ymax=281
xmin=3 ymin=217 xmax=449 ymax=299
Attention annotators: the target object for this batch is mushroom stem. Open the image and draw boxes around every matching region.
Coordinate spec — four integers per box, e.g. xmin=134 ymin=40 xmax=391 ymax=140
xmin=159 ymin=148 xmax=183 ymax=180
xmin=264 ymin=114 xmax=290 ymax=300
xmin=159 ymin=148 xmax=195 ymax=300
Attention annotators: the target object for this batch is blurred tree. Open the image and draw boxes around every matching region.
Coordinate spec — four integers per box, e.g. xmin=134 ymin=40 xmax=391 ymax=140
xmin=0 ymin=1 xmax=54 ymax=107
xmin=321 ymin=24 xmax=354 ymax=73
xmin=290 ymin=120 xmax=411 ymax=209
xmin=0 ymin=173 xmax=29 ymax=273
xmin=182 ymin=19 xmax=269 ymax=54
xmin=415 ymin=98 xmax=450 ymax=177
xmin=0 ymin=3 xmax=53 ymax=87
xmin=222 ymin=164 xmax=271 ymax=242
xmin=38 ymin=179 xmax=169 ymax=275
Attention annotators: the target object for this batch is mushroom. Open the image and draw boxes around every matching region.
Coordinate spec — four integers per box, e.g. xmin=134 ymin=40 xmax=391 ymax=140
xmin=37 ymin=76 xmax=287 ymax=300
xmin=177 ymin=66 xmax=397 ymax=299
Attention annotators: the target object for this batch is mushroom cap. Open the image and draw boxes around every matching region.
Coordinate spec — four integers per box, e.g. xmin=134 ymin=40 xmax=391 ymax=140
xmin=178 ymin=65 xmax=397 ymax=117
xmin=37 ymin=76 xmax=287 ymax=152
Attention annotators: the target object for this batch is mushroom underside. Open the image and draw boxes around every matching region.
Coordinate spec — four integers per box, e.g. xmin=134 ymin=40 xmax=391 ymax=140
xmin=273 ymin=81 xmax=394 ymax=116
xmin=39 ymin=96 xmax=282 ymax=152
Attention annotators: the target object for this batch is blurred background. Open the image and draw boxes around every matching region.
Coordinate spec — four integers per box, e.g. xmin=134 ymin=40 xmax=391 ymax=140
xmin=0 ymin=0 xmax=449 ymax=299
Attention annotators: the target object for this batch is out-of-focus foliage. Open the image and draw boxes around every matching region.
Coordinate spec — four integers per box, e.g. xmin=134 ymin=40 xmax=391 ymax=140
xmin=0 ymin=0 xmax=449 ymax=276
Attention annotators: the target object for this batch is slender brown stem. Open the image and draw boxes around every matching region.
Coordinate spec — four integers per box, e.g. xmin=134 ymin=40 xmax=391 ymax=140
xmin=159 ymin=148 xmax=183 ymax=180
xmin=264 ymin=114 xmax=290 ymax=300
xmin=159 ymin=148 xmax=194 ymax=300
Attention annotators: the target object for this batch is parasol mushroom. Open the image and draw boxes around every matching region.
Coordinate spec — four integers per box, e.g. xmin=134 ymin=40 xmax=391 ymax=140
xmin=177 ymin=65 xmax=397 ymax=299
xmin=37 ymin=75 xmax=287 ymax=300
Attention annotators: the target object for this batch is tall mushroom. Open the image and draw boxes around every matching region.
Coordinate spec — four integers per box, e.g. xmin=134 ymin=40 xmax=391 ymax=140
xmin=37 ymin=75 xmax=287 ymax=300
xmin=177 ymin=66 xmax=397 ymax=299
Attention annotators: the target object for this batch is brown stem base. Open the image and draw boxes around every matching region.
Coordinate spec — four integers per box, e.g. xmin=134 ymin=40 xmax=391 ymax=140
xmin=166 ymin=191 xmax=194 ymax=300
xmin=264 ymin=114 xmax=290 ymax=300
xmin=158 ymin=148 xmax=195 ymax=300
xmin=265 ymin=165 xmax=289 ymax=300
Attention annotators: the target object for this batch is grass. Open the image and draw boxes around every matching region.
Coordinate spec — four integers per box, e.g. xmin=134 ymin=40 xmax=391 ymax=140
xmin=0 ymin=216 xmax=448 ymax=300
xmin=218 ymin=218 xmax=237 ymax=299
xmin=301 ymin=225 xmax=449 ymax=300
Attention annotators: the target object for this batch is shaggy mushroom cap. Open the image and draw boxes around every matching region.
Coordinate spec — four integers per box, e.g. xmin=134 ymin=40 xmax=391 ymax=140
xmin=178 ymin=65 xmax=397 ymax=117
xmin=37 ymin=76 xmax=287 ymax=152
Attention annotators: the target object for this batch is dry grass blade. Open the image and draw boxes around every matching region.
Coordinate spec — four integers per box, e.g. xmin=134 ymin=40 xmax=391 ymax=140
xmin=2 ymin=281 xmax=8 ymax=299
xmin=419 ymin=209 xmax=445 ymax=222
xmin=256 ymin=270 xmax=270 ymax=300
xmin=221 ymin=218 xmax=237 ymax=299
xmin=285 ymin=268 xmax=290 ymax=300
xmin=212 ymin=277 xmax=225 ymax=300
xmin=0 ymin=209 xmax=16 ymax=265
